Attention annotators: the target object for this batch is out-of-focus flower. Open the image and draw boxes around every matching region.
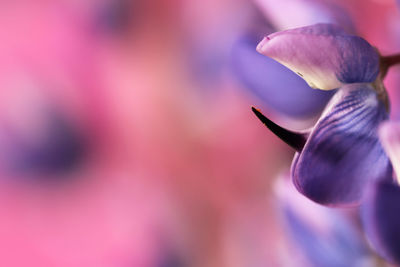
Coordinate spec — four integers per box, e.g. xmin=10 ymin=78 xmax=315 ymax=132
xmin=257 ymin=24 xmax=380 ymax=90
xmin=361 ymin=121 xmax=400 ymax=265
xmin=59 ymin=0 xmax=137 ymax=38
xmin=180 ymin=0 xmax=254 ymax=85
xmin=0 ymin=110 xmax=86 ymax=176
xmin=93 ymin=0 xmax=134 ymax=35
xmin=0 ymin=3 xmax=188 ymax=266
xmin=362 ymin=180 xmax=400 ymax=265
xmin=0 ymin=3 xmax=96 ymax=179
xmin=276 ymin=174 xmax=375 ymax=267
xmin=253 ymin=0 xmax=355 ymax=32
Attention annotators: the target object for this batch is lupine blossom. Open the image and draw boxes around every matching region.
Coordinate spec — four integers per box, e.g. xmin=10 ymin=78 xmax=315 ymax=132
xmin=253 ymin=23 xmax=392 ymax=205
xmin=252 ymin=19 xmax=400 ymax=265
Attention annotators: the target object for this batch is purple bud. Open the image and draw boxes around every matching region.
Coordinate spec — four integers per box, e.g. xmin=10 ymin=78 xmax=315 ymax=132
xmin=257 ymin=24 xmax=380 ymax=90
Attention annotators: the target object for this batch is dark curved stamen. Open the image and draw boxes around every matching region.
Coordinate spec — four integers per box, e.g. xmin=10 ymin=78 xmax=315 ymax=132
xmin=252 ymin=107 xmax=308 ymax=152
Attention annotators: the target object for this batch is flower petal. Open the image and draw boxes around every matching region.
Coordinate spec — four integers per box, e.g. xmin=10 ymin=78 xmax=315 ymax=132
xmin=362 ymin=181 xmax=400 ymax=264
xmin=276 ymin=175 xmax=372 ymax=267
xmin=292 ymin=83 xmax=391 ymax=206
xmin=379 ymin=121 xmax=400 ymax=179
xmin=257 ymin=24 xmax=380 ymax=90
xmin=231 ymin=35 xmax=333 ymax=118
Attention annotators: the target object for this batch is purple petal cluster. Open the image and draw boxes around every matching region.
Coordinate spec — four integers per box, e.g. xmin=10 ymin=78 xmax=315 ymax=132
xmin=252 ymin=22 xmax=400 ymax=264
xmin=254 ymin=23 xmax=388 ymax=206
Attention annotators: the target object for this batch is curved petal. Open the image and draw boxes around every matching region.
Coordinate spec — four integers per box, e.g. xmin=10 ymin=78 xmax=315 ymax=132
xmin=362 ymin=181 xmax=400 ymax=265
xmin=231 ymin=35 xmax=334 ymax=118
xmin=292 ymin=83 xmax=391 ymax=206
xmin=257 ymin=24 xmax=380 ymax=90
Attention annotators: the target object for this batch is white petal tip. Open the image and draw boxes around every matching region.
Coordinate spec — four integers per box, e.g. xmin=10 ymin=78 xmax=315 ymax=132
xmin=256 ymin=36 xmax=270 ymax=54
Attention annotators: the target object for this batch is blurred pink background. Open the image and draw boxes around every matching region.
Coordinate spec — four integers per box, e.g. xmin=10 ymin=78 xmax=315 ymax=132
xmin=0 ymin=0 xmax=398 ymax=266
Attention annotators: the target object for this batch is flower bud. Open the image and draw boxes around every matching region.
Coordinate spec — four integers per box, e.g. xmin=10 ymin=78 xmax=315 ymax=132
xmin=257 ymin=24 xmax=380 ymax=90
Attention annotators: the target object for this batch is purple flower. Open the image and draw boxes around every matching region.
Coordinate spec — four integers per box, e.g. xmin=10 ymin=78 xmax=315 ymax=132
xmin=0 ymin=110 xmax=86 ymax=177
xmin=251 ymin=23 xmax=391 ymax=206
xmin=257 ymin=24 xmax=380 ymax=90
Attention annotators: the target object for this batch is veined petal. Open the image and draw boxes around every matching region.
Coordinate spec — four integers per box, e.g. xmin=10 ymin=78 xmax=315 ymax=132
xmin=362 ymin=181 xmax=400 ymax=265
xmin=232 ymin=35 xmax=334 ymax=118
xmin=292 ymin=83 xmax=391 ymax=206
xmin=257 ymin=24 xmax=380 ymax=90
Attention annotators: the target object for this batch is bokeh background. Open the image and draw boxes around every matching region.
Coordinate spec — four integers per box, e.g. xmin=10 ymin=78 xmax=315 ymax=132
xmin=0 ymin=0 xmax=399 ymax=266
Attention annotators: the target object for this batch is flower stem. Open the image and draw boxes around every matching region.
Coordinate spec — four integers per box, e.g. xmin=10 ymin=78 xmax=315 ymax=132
xmin=381 ymin=53 xmax=400 ymax=68
xmin=379 ymin=53 xmax=400 ymax=81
